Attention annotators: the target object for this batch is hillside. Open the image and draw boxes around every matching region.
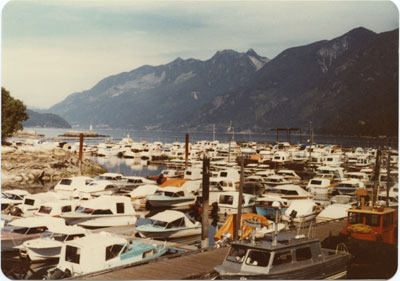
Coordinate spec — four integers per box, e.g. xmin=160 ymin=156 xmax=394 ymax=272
xmin=48 ymin=27 xmax=398 ymax=136
xmin=23 ymin=109 xmax=72 ymax=128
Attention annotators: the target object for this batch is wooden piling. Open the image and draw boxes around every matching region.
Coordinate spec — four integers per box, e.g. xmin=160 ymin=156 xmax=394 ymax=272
xmin=372 ymin=149 xmax=381 ymax=208
xmin=234 ymin=156 xmax=244 ymax=240
xmin=79 ymin=133 xmax=84 ymax=175
xmin=201 ymin=156 xmax=210 ymax=248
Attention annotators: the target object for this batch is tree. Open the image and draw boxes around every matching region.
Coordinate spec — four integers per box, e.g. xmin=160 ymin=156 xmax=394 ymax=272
xmin=2 ymin=87 xmax=28 ymax=143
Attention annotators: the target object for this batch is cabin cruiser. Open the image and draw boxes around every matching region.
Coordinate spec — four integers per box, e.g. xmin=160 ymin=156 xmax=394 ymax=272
xmin=276 ymin=170 xmax=302 ymax=184
xmin=333 ymin=179 xmax=365 ymax=195
xmin=130 ymin=184 xmax=159 ymax=210
xmin=136 ymin=210 xmax=201 ymax=239
xmin=146 ymin=187 xmax=196 ymax=209
xmin=17 ymin=192 xmax=68 ymax=217
xmin=215 ymin=229 xmax=350 ymax=279
xmin=218 ymin=192 xmax=256 ymax=218
xmin=121 ymin=176 xmax=156 ymax=192
xmin=263 ymin=175 xmax=292 ymax=187
xmin=61 ymin=195 xmax=137 ymax=228
xmin=35 ymin=200 xmax=78 ymax=217
xmin=46 ymin=232 xmax=167 ymax=279
xmin=54 ymin=176 xmax=94 ymax=197
xmin=255 ymin=196 xmax=290 ymax=218
xmin=75 ymin=180 xmax=120 ymax=198
xmin=1 ymin=189 xmax=30 ymax=211
xmin=1 ymin=217 xmax=66 ymax=252
xmin=306 ymin=178 xmax=336 ymax=202
xmin=281 ymin=199 xmax=321 ymax=223
xmin=20 ymin=225 xmax=88 ymax=261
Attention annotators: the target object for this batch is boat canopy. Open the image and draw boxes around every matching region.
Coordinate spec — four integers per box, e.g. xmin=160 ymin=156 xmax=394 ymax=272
xmin=149 ymin=210 xmax=195 ymax=226
xmin=10 ymin=217 xmax=66 ymax=228
xmin=214 ymin=213 xmax=269 ymax=241
xmin=160 ymin=179 xmax=188 ymax=188
xmin=77 ymin=195 xmax=136 ymax=215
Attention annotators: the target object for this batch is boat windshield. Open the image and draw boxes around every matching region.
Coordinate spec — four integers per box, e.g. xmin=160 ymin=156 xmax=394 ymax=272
xmin=11 ymin=226 xmax=29 ymax=235
xmin=76 ymin=207 xmax=95 ymax=214
xmin=41 ymin=231 xmax=54 ymax=239
xmin=2 ymin=193 xmax=22 ymax=200
xmin=226 ymin=245 xmax=247 ymax=263
xmin=152 ymin=220 xmax=168 ymax=228
xmin=53 ymin=233 xmax=68 ymax=242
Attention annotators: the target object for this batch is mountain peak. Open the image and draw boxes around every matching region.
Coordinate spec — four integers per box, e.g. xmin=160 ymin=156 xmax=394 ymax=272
xmin=211 ymin=49 xmax=241 ymax=59
xmin=245 ymin=48 xmax=258 ymax=57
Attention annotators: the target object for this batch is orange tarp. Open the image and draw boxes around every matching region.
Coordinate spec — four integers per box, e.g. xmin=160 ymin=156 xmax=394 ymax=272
xmin=160 ymin=178 xmax=188 ymax=188
xmin=214 ymin=213 xmax=269 ymax=241
xmin=250 ymin=154 xmax=263 ymax=161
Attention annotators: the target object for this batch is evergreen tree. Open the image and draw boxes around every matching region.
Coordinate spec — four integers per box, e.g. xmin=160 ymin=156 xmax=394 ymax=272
xmin=2 ymin=87 xmax=28 ymax=143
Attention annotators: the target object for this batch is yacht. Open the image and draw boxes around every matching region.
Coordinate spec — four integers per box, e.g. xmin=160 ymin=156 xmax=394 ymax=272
xmin=146 ymin=187 xmax=196 ymax=209
xmin=1 ymin=189 xmax=30 ymax=211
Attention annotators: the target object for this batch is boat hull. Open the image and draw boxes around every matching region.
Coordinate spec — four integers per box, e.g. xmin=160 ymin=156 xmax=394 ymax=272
xmin=137 ymin=226 xmax=201 ymax=239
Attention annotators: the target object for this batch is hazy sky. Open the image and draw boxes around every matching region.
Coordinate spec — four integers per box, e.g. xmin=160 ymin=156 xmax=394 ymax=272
xmin=1 ymin=0 xmax=399 ymax=109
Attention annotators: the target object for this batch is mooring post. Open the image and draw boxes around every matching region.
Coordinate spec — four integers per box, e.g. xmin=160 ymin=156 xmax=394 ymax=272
xmin=185 ymin=133 xmax=189 ymax=169
xmin=201 ymin=155 xmax=210 ymax=248
xmin=234 ymin=156 xmax=244 ymax=241
xmin=386 ymin=150 xmax=391 ymax=207
xmin=78 ymin=133 xmax=84 ymax=175
xmin=372 ymin=149 xmax=381 ymax=208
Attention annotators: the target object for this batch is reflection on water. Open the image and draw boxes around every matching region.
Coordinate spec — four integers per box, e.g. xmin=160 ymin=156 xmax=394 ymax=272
xmin=88 ymin=156 xmax=165 ymax=177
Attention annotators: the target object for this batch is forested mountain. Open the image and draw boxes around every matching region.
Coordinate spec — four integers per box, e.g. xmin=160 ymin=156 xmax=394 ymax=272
xmin=24 ymin=109 xmax=71 ymax=128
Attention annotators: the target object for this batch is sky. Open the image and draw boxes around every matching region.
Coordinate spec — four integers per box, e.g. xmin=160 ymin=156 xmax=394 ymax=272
xmin=1 ymin=0 xmax=399 ymax=109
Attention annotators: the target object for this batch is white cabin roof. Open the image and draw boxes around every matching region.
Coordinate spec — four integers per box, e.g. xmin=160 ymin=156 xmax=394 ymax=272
xmin=130 ymin=185 xmax=159 ymax=197
xmin=3 ymin=189 xmax=29 ymax=196
xmin=10 ymin=217 xmax=66 ymax=228
xmin=47 ymin=225 xmax=87 ymax=235
xmin=150 ymin=210 xmax=188 ymax=223
xmin=65 ymin=232 xmax=127 ymax=248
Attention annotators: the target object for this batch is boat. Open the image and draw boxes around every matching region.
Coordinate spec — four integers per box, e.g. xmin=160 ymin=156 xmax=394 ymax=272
xmin=46 ymin=232 xmax=167 ymax=279
xmin=281 ymin=199 xmax=321 ymax=223
xmin=276 ymin=170 xmax=302 ymax=184
xmin=75 ymin=180 xmax=120 ymax=198
xmin=35 ymin=200 xmax=78 ymax=217
xmin=263 ymin=175 xmax=292 ymax=187
xmin=17 ymin=192 xmax=68 ymax=217
xmin=121 ymin=176 xmax=156 ymax=192
xmin=54 ymin=176 xmax=94 ymax=197
xmin=20 ymin=225 xmax=88 ymax=261
xmin=333 ymin=179 xmax=365 ymax=195
xmin=255 ymin=195 xmax=290 ymax=217
xmin=146 ymin=186 xmax=196 ymax=209
xmin=1 ymin=217 xmax=66 ymax=252
xmin=61 ymin=195 xmax=137 ymax=228
xmin=130 ymin=184 xmax=159 ymax=210
xmin=1 ymin=189 xmax=30 ymax=211
xmin=135 ymin=210 xmax=201 ymax=239
xmin=218 ymin=192 xmax=256 ymax=218
xmin=215 ymin=223 xmax=350 ymax=279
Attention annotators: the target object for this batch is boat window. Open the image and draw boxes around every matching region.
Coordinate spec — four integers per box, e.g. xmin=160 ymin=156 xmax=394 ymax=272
xmin=60 ymin=179 xmax=72 ymax=186
xmin=105 ymin=244 xmax=124 ymax=260
xmin=310 ymin=180 xmax=322 ymax=185
xmin=167 ymin=217 xmax=185 ymax=228
xmin=53 ymin=233 xmax=68 ymax=242
xmin=116 ymin=203 xmax=125 ymax=214
xmin=245 ymin=250 xmax=270 ymax=267
xmin=26 ymin=226 xmax=48 ymax=234
xmin=105 ymin=185 xmax=116 ymax=190
xmin=349 ymin=212 xmax=363 ymax=224
xmin=61 ymin=205 xmax=72 ymax=213
xmin=186 ymin=171 xmax=192 ymax=176
xmin=92 ymin=209 xmax=113 ymax=215
xmin=38 ymin=206 xmax=52 ymax=214
xmin=175 ymin=191 xmax=184 ymax=197
xmin=11 ymin=227 xmax=29 ymax=235
xmin=66 ymin=234 xmax=85 ymax=241
xmin=77 ymin=207 xmax=94 ymax=214
xmin=286 ymin=191 xmax=299 ymax=196
xmin=226 ymin=246 xmax=247 ymax=263
xmin=143 ymin=250 xmax=154 ymax=258
xmin=365 ymin=214 xmax=380 ymax=227
xmin=295 ymin=247 xmax=312 ymax=261
xmin=152 ymin=220 xmax=168 ymax=227
xmin=272 ymin=251 xmax=292 ymax=265
xmin=383 ymin=213 xmax=394 ymax=227
xmin=220 ymin=172 xmax=228 ymax=177
xmin=219 ymin=195 xmax=234 ymax=205
xmin=41 ymin=231 xmax=53 ymax=239
xmin=248 ymin=197 xmax=255 ymax=205
xmin=65 ymin=245 xmax=80 ymax=264
xmin=24 ymin=199 xmax=35 ymax=206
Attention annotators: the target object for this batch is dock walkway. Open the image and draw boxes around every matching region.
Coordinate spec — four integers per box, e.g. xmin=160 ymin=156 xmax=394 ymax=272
xmin=76 ymin=247 xmax=229 ymax=280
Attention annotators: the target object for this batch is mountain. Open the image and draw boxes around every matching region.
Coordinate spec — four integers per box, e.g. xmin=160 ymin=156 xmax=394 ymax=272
xmin=194 ymin=27 xmax=398 ymax=136
xmin=49 ymin=27 xmax=398 ymax=136
xmin=49 ymin=49 xmax=269 ymax=129
xmin=23 ymin=109 xmax=72 ymax=128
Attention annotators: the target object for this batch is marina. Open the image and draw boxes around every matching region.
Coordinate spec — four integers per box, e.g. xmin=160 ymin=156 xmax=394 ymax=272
xmin=1 ymin=130 xmax=398 ymax=279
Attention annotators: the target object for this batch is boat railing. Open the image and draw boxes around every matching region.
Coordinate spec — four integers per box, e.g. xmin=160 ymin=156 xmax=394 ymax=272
xmin=335 ymin=243 xmax=349 ymax=255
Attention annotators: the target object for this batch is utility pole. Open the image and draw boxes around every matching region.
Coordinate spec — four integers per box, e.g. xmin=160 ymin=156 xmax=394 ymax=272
xmin=201 ymin=155 xmax=210 ymax=248
xmin=234 ymin=156 xmax=244 ymax=241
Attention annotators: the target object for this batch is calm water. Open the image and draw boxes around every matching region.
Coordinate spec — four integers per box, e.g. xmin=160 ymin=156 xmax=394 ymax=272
xmin=24 ymin=127 xmax=398 ymax=148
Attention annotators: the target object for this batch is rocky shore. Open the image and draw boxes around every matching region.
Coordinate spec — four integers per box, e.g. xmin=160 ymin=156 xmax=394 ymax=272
xmin=1 ymin=144 xmax=107 ymax=192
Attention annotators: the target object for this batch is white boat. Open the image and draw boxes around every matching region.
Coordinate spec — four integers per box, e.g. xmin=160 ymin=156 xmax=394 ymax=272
xmin=35 ymin=200 xmax=78 ymax=217
xmin=306 ymin=178 xmax=335 ymax=201
xmin=75 ymin=180 xmax=120 ymax=198
xmin=54 ymin=176 xmax=94 ymax=197
xmin=46 ymin=232 xmax=167 ymax=278
xmin=218 ymin=192 xmax=256 ymax=218
xmin=61 ymin=195 xmax=137 ymax=228
xmin=1 ymin=189 xmax=30 ymax=211
xmin=136 ymin=210 xmax=201 ymax=239
xmin=17 ymin=192 xmax=69 ymax=217
xmin=121 ymin=176 xmax=156 ymax=191
xmin=146 ymin=186 xmax=196 ymax=209
xmin=276 ymin=169 xmax=302 ymax=184
xmin=130 ymin=184 xmax=159 ymax=210
xmin=1 ymin=217 xmax=66 ymax=252
xmin=281 ymin=199 xmax=321 ymax=223
xmin=20 ymin=225 xmax=88 ymax=261
xmin=264 ymin=175 xmax=292 ymax=187
xmin=333 ymin=179 xmax=365 ymax=195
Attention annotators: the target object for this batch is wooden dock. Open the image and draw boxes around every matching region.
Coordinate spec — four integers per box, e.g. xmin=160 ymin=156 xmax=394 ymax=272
xmin=74 ymin=247 xmax=229 ymax=280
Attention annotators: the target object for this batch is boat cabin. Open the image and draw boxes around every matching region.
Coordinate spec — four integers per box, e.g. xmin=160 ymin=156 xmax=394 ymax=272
xmin=54 ymin=177 xmax=93 ymax=195
xmin=1 ymin=190 xmax=30 ymax=210
xmin=36 ymin=200 xmax=77 ymax=217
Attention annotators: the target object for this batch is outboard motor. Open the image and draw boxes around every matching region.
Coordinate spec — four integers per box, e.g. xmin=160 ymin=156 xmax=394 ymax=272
xmin=46 ymin=268 xmax=71 ymax=280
